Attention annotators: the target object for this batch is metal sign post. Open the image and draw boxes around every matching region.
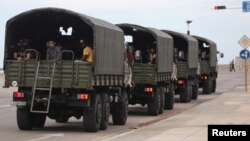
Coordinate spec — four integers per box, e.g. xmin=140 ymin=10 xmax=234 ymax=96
xmin=245 ymin=59 xmax=248 ymax=92
xmin=239 ymin=35 xmax=250 ymax=92
xmin=240 ymin=50 xmax=250 ymax=92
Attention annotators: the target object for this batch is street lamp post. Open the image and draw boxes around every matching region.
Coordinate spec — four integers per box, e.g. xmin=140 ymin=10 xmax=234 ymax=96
xmin=186 ymin=20 xmax=192 ymax=35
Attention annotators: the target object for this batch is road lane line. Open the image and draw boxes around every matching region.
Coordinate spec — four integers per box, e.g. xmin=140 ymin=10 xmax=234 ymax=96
xmin=0 ymin=105 xmax=11 ymax=108
xmin=27 ymin=133 xmax=64 ymax=141
xmin=100 ymin=126 xmax=148 ymax=141
xmin=100 ymin=130 xmax=138 ymax=141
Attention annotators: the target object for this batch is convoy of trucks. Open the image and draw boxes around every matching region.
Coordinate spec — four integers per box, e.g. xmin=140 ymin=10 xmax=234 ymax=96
xmin=3 ymin=8 xmax=221 ymax=132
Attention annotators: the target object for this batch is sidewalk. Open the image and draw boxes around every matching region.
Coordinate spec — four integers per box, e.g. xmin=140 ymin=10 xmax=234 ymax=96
xmin=103 ymin=86 xmax=250 ymax=141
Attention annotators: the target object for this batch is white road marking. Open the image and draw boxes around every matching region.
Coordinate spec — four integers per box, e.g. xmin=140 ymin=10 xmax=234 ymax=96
xmin=101 ymin=126 xmax=147 ymax=141
xmin=100 ymin=130 xmax=137 ymax=141
xmin=27 ymin=133 xmax=64 ymax=141
xmin=0 ymin=105 xmax=11 ymax=108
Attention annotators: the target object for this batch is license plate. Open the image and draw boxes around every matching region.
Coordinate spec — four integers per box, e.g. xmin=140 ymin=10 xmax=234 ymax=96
xmin=13 ymin=101 xmax=27 ymax=106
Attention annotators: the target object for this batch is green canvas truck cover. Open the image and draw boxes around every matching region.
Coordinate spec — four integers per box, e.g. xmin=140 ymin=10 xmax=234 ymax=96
xmin=117 ymin=24 xmax=173 ymax=73
xmin=4 ymin=7 xmax=124 ymax=75
xmin=193 ymin=36 xmax=217 ymax=67
xmin=162 ymin=30 xmax=199 ymax=69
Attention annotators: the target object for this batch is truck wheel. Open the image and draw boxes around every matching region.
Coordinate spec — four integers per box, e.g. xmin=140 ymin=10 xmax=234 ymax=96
xmin=100 ymin=93 xmax=110 ymax=130
xmin=164 ymin=83 xmax=175 ymax=110
xmin=147 ymin=87 xmax=160 ymax=116
xmin=203 ymin=77 xmax=212 ymax=94
xmin=159 ymin=87 xmax=164 ymax=114
xmin=192 ymin=80 xmax=199 ymax=100
xmin=180 ymin=80 xmax=191 ymax=103
xmin=112 ymin=90 xmax=128 ymax=125
xmin=17 ymin=107 xmax=34 ymax=130
xmin=212 ymin=79 xmax=216 ymax=93
xmin=33 ymin=114 xmax=46 ymax=129
xmin=83 ymin=94 xmax=102 ymax=132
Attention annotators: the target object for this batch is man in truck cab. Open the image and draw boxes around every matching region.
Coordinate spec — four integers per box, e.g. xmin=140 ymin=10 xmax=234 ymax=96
xmin=79 ymin=39 xmax=93 ymax=63
xmin=13 ymin=39 xmax=31 ymax=60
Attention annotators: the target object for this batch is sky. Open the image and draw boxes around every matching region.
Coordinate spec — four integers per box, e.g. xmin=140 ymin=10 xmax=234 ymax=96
xmin=0 ymin=0 xmax=249 ymax=67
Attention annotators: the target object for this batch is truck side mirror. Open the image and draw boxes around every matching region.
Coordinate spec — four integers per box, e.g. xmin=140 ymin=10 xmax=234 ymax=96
xmin=220 ymin=53 xmax=224 ymax=58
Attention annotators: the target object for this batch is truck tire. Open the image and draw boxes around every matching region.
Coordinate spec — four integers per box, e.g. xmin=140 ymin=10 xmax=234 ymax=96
xmin=203 ymin=77 xmax=212 ymax=94
xmin=192 ymin=80 xmax=199 ymax=100
xmin=147 ymin=87 xmax=160 ymax=116
xmin=33 ymin=114 xmax=46 ymax=129
xmin=17 ymin=107 xmax=34 ymax=130
xmin=83 ymin=94 xmax=102 ymax=132
xmin=159 ymin=87 xmax=164 ymax=114
xmin=212 ymin=79 xmax=216 ymax=93
xmin=100 ymin=93 xmax=110 ymax=130
xmin=164 ymin=83 xmax=175 ymax=110
xmin=180 ymin=80 xmax=191 ymax=103
xmin=112 ymin=90 xmax=128 ymax=125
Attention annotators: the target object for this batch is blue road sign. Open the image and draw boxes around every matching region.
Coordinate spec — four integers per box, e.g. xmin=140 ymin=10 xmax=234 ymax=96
xmin=243 ymin=1 xmax=250 ymax=12
xmin=240 ymin=49 xmax=250 ymax=60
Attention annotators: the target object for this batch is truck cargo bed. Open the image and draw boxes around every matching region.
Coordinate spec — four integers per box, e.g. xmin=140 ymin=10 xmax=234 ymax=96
xmin=5 ymin=60 xmax=92 ymax=88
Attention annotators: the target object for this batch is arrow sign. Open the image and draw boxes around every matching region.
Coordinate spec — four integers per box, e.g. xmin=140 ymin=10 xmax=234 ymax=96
xmin=240 ymin=49 xmax=250 ymax=60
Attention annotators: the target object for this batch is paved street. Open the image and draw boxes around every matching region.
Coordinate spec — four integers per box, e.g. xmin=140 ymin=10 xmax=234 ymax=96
xmin=0 ymin=71 xmax=246 ymax=141
xmin=100 ymin=72 xmax=250 ymax=141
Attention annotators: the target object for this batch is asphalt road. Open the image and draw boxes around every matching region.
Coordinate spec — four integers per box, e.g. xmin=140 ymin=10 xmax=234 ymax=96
xmin=0 ymin=71 xmax=243 ymax=141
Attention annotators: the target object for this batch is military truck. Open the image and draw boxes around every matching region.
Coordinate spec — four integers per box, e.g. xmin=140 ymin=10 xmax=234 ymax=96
xmin=3 ymin=8 xmax=128 ymax=132
xmin=117 ymin=24 xmax=175 ymax=115
xmin=162 ymin=30 xmax=199 ymax=103
xmin=193 ymin=36 xmax=218 ymax=94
